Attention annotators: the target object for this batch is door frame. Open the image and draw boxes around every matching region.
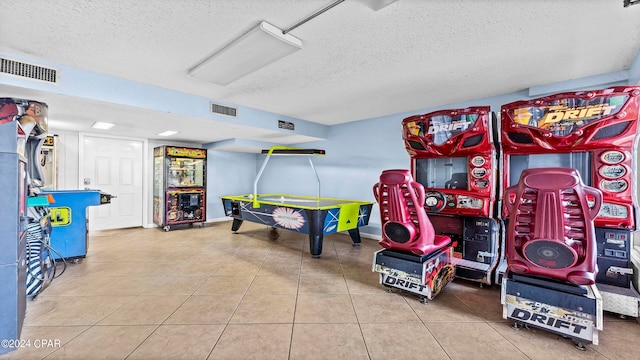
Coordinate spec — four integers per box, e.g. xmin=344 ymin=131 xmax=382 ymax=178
xmin=78 ymin=132 xmax=149 ymax=229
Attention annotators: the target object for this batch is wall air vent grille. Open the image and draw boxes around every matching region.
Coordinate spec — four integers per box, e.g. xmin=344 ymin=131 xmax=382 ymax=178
xmin=211 ymin=102 xmax=237 ymax=117
xmin=0 ymin=57 xmax=58 ymax=83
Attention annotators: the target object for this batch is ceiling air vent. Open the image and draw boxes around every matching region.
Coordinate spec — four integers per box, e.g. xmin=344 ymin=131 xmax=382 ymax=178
xmin=0 ymin=57 xmax=58 ymax=83
xmin=210 ymin=102 xmax=237 ymax=117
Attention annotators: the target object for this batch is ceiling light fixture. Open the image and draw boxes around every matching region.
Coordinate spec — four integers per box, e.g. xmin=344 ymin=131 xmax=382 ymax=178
xmin=91 ymin=121 xmax=115 ymax=130
xmin=356 ymin=0 xmax=400 ymax=11
xmin=188 ymin=21 xmax=302 ymax=86
xmin=158 ymin=130 xmax=178 ymax=137
xmin=188 ymin=0 xmax=398 ymax=86
xmin=281 ymin=0 xmax=399 ymax=35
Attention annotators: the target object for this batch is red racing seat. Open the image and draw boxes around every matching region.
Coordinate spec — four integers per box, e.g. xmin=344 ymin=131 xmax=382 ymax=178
xmin=373 ymin=169 xmax=451 ymax=256
xmin=504 ymin=168 xmax=602 ymax=286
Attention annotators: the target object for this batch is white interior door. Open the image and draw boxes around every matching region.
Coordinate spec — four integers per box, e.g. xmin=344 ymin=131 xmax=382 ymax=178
xmin=82 ymin=135 xmax=144 ymax=230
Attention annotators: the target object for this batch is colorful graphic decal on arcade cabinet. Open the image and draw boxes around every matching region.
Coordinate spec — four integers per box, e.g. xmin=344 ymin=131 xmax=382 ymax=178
xmin=165 ymin=146 xmax=207 ymax=159
xmin=402 ymin=107 xmax=496 ymax=218
xmin=153 ymin=197 xmax=160 ymax=224
xmin=0 ymin=98 xmax=48 ymax=134
xmin=0 ymin=99 xmax=39 ymax=157
xmin=501 ymin=87 xmax=640 ymax=230
xmin=504 ymin=294 xmax=597 ymax=342
xmin=272 ymin=207 xmax=306 ymax=229
xmin=375 ymin=247 xmax=455 ymax=299
xmin=405 ymin=113 xmax=477 ymax=145
xmin=509 ymin=96 xmax=626 ymax=136
xmin=165 ymin=188 xmax=205 ymax=224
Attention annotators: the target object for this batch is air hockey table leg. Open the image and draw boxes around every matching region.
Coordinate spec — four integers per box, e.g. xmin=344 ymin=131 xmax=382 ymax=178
xmin=306 ymin=209 xmax=328 ymax=258
xmin=231 ymin=219 xmax=243 ymax=233
xmin=309 ymin=234 xmax=323 ymax=258
xmin=348 ymin=228 xmax=361 ymax=246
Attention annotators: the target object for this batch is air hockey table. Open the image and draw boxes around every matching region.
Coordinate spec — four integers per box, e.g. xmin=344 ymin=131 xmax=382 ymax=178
xmin=221 ymin=194 xmax=373 ymax=257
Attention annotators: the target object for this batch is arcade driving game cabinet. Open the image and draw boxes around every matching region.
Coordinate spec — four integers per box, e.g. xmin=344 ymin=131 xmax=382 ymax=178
xmin=0 ymin=98 xmax=45 ymax=354
xmin=401 ymin=107 xmax=501 ymax=286
xmin=153 ymin=146 xmax=207 ymax=231
xmin=372 ymin=169 xmax=455 ymax=302
xmin=499 ymin=86 xmax=640 ymax=318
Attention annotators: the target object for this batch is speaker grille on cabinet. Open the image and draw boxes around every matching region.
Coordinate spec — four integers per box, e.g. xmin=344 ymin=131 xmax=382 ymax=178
xmin=523 ymin=240 xmax=577 ymax=269
xmin=384 ymin=222 xmax=411 ymax=243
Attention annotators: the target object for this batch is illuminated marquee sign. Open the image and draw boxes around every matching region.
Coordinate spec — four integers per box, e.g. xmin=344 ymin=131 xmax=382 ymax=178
xmin=406 ymin=114 xmax=478 ymax=145
xmin=509 ymin=95 xmax=628 ymax=137
xmin=426 ymin=118 xmax=474 ymax=134
xmin=537 ymin=104 xmax=618 ymax=125
xmin=166 ymin=146 xmax=207 ymax=159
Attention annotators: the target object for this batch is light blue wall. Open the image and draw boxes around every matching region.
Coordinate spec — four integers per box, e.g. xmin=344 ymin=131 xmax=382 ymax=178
xmin=254 ymin=92 xmax=530 ymax=235
xmin=205 ymin=150 xmax=257 ymax=220
xmin=254 ymin=50 xmax=640 ymax=236
xmin=630 ymin=52 xmax=640 ymax=85
xmin=0 ymin=52 xmax=329 ymax=224
xmin=5 ymin=51 xmax=640 ymax=234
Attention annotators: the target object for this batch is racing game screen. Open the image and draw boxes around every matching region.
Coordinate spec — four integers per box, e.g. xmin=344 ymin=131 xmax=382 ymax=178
xmin=415 ymin=157 xmax=469 ymax=190
xmin=508 ymin=152 xmax=592 ymax=186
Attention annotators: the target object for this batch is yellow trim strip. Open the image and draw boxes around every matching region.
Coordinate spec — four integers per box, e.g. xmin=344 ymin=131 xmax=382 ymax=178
xmin=222 ymin=194 xmax=372 ymax=210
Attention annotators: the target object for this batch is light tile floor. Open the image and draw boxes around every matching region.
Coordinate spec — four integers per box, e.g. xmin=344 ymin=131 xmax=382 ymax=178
xmin=1 ymin=221 xmax=639 ymax=360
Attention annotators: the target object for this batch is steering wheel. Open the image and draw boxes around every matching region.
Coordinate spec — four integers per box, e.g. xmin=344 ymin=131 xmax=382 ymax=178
xmin=424 ymin=190 xmax=447 ymax=213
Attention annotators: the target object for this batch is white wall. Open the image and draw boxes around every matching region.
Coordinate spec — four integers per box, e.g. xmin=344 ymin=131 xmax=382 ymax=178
xmin=51 ymin=131 xmax=79 ymax=190
xmin=49 ymin=130 xmax=257 ymax=227
xmin=51 ymin=132 xmax=203 ymax=227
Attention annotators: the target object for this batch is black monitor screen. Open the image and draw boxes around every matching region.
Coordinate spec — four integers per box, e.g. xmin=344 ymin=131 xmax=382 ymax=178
xmin=508 ymin=152 xmax=592 ymax=186
xmin=415 ymin=157 xmax=468 ymax=190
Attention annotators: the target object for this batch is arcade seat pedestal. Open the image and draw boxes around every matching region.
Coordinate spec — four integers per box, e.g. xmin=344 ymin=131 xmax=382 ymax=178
xmin=501 ymin=271 xmax=603 ymax=348
xmin=372 ymin=246 xmax=456 ymax=303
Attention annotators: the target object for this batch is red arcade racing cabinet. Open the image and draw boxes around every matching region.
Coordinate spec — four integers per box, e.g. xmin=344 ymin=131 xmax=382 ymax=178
xmin=401 ymin=106 xmax=501 ymax=286
xmin=372 ymin=169 xmax=455 ymax=302
xmin=499 ymin=86 xmax=640 ymax=318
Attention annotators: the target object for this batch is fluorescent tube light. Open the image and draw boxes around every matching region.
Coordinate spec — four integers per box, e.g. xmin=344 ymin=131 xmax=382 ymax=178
xmin=357 ymin=0 xmax=399 ymax=11
xmin=188 ymin=21 xmax=302 ymax=86
xmin=91 ymin=121 xmax=115 ymax=130
xmin=158 ymin=130 xmax=178 ymax=137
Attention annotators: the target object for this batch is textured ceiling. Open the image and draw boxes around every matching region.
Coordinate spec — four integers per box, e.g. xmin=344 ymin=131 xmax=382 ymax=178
xmin=1 ymin=0 xmax=640 ymax=147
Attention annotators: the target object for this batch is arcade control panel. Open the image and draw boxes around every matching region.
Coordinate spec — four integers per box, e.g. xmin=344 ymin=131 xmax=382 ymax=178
xmin=596 ymin=228 xmax=633 ymax=287
xmin=431 ymin=215 xmax=499 ymax=282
